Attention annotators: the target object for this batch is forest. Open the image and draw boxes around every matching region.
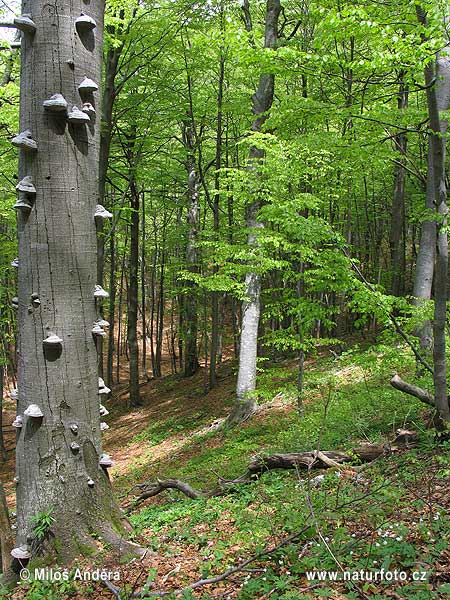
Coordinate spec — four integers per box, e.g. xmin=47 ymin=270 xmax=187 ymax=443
xmin=0 ymin=0 xmax=449 ymax=598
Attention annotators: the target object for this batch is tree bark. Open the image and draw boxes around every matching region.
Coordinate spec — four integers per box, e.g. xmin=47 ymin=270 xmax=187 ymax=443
xmin=209 ymin=46 xmax=225 ymax=391
xmin=127 ymin=178 xmax=141 ymax=407
xmin=14 ymin=0 xmax=134 ymax=563
xmin=412 ymin=8 xmax=450 ymax=353
xmin=227 ymin=0 xmax=281 ymax=426
xmin=416 ymin=7 xmax=450 ymax=422
xmin=183 ymin=120 xmax=200 ymax=377
xmin=390 ymin=71 xmax=407 ymax=297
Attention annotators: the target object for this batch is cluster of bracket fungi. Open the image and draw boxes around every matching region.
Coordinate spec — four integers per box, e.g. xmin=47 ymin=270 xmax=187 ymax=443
xmin=10 ymin=12 xmax=115 ymax=560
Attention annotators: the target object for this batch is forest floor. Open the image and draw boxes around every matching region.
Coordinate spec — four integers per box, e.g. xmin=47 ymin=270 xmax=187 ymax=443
xmin=1 ymin=339 xmax=450 ymax=599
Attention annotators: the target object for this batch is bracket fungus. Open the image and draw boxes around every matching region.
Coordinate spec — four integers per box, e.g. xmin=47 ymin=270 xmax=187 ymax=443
xmin=24 ymin=404 xmax=44 ymax=418
xmin=9 ymin=388 xmax=18 ymax=400
xmin=94 ymin=204 xmax=113 ymax=219
xmin=97 ymin=318 xmax=110 ymax=328
xmin=78 ymin=77 xmax=99 ymax=94
xmin=11 ymin=545 xmax=31 ymax=560
xmin=99 ymin=383 xmax=111 ymax=395
xmin=100 ymin=422 xmax=109 ymax=431
xmin=13 ymin=477 xmax=19 ymax=484
xmin=75 ymin=14 xmax=96 ymax=31
xmin=81 ymin=102 xmax=95 ymax=115
xmin=87 ymin=478 xmax=95 ymax=487
xmin=12 ymin=415 xmax=23 ymax=428
xmin=14 ymin=193 xmax=34 ymax=212
xmin=91 ymin=323 xmax=106 ymax=337
xmin=16 ymin=176 xmax=36 ymax=195
xmin=70 ymin=442 xmax=80 ymax=453
xmin=99 ymin=404 xmax=109 ymax=416
xmin=68 ymin=105 xmax=90 ymax=124
xmin=11 ymin=130 xmax=38 ymax=152
xmin=94 ymin=284 xmax=109 ymax=299
xmin=11 ymin=257 xmax=19 ymax=268
xmin=70 ymin=423 xmax=79 ymax=434
xmin=31 ymin=293 xmax=41 ymax=307
xmin=43 ymin=93 xmax=68 ymax=112
xmin=99 ymin=453 xmax=113 ymax=467
xmin=43 ymin=333 xmax=63 ymax=347
xmin=14 ymin=15 xmax=36 ymax=34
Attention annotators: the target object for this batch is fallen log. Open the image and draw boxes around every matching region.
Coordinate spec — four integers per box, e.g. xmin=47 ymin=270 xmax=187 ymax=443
xmin=247 ymin=444 xmax=386 ymax=474
xmin=129 ymin=443 xmax=388 ymax=508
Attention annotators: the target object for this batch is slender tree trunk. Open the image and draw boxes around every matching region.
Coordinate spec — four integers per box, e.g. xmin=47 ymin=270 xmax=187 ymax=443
xmin=0 ymin=365 xmax=7 ymax=461
xmin=413 ymin=9 xmax=450 ymax=351
xmin=416 ymin=6 xmax=450 ymax=421
xmin=226 ymin=0 xmax=281 ymax=426
xmin=209 ymin=16 xmax=225 ymax=391
xmin=127 ymin=178 xmax=141 ymax=406
xmin=14 ymin=0 xmax=134 ymax=562
xmin=106 ymin=225 xmax=116 ymax=387
xmin=183 ymin=120 xmax=200 ymax=377
xmin=141 ymin=191 xmax=148 ymax=380
xmin=390 ymin=72 xmax=408 ymax=296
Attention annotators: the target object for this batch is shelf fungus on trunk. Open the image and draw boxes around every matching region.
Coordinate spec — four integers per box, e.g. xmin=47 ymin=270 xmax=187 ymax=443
xmin=94 ymin=204 xmax=113 ymax=220
xmin=69 ymin=423 xmax=78 ymax=434
xmin=70 ymin=442 xmax=80 ymax=453
xmin=87 ymin=478 xmax=95 ymax=488
xmin=92 ymin=322 xmax=106 ymax=337
xmin=43 ymin=93 xmax=68 ymax=112
xmin=98 ymin=378 xmax=111 ymax=395
xmin=14 ymin=193 xmax=34 ymax=212
xmin=11 ymin=545 xmax=31 ymax=560
xmin=43 ymin=333 xmax=63 ymax=347
xmin=99 ymin=404 xmax=109 ymax=416
xmin=12 ymin=415 xmax=23 ymax=428
xmin=24 ymin=404 xmax=44 ymax=418
xmin=31 ymin=293 xmax=41 ymax=308
xmin=78 ymin=77 xmax=99 ymax=94
xmin=94 ymin=284 xmax=109 ymax=299
xmin=81 ymin=102 xmax=95 ymax=115
xmin=75 ymin=14 xmax=96 ymax=32
xmin=97 ymin=318 xmax=110 ymax=328
xmin=11 ymin=130 xmax=38 ymax=152
xmin=100 ymin=422 xmax=109 ymax=431
xmin=11 ymin=257 xmax=19 ymax=268
xmin=14 ymin=15 xmax=36 ymax=34
xmin=99 ymin=454 xmax=113 ymax=468
xmin=12 ymin=297 xmax=19 ymax=309
xmin=68 ymin=105 xmax=90 ymax=124
xmin=9 ymin=388 xmax=18 ymax=400
xmin=16 ymin=176 xmax=36 ymax=195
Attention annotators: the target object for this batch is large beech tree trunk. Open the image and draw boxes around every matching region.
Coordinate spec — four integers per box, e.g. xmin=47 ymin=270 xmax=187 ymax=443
xmin=226 ymin=0 xmax=281 ymax=426
xmin=14 ymin=0 xmax=132 ymax=564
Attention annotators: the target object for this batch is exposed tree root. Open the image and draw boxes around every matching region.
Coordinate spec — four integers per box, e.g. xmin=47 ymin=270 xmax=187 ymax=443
xmin=99 ymin=524 xmax=148 ymax=559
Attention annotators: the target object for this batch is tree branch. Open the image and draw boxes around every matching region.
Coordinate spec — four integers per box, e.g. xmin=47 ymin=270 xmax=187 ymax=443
xmin=390 ymin=374 xmax=435 ymax=407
